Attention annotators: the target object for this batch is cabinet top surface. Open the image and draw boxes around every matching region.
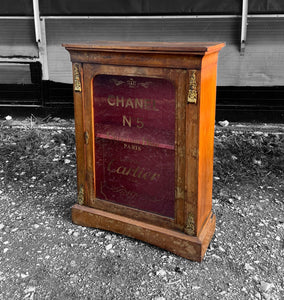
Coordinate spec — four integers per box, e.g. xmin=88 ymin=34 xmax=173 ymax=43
xmin=63 ymin=41 xmax=225 ymax=54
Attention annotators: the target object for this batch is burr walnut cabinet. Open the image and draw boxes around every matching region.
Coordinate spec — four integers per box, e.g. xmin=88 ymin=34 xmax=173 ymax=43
xmin=64 ymin=41 xmax=225 ymax=262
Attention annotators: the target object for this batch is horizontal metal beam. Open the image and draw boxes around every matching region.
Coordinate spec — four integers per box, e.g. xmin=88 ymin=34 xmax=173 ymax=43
xmin=0 ymin=16 xmax=33 ymax=19
xmin=42 ymin=14 xmax=284 ymax=19
xmin=0 ymin=104 xmax=42 ymax=107
xmin=42 ymin=15 xmax=241 ymax=19
xmin=247 ymin=14 xmax=284 ymax=18
xmin=0 ymin=14 xmax=284 ymax=20
xmin=0 ymin=57 xmax=40 ymax=63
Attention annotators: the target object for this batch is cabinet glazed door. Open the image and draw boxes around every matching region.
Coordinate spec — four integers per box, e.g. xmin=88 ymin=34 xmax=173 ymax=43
xmin=93 ymin=74 xmax=176 ymax=218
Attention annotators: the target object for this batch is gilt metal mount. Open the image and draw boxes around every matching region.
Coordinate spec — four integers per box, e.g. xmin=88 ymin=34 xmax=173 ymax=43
xmin=185 ymin=212 xmax=195 ymax=235
xmin=187 ymin=70 xmax=198 ymax=104
xmin=78 ymin=185 xmax=84 ymax=205
xmin=73 ymin=63 xmax=82 ymax=92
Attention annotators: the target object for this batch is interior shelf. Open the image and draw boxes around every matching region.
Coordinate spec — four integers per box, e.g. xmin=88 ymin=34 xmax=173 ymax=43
xmin=95 ymin=123 xmax=174 ymax=150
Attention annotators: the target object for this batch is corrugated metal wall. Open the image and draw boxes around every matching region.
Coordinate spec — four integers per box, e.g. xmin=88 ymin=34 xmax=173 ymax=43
xmin=0 ymin=17 xmax=283 ymax=87
xmin=0 ymin=19 xmax=37 ymax=57
xmin=0 ymin=19 xmax=37 ymax=85
xmin=45 ymin=17 xmax=284 ymax=86
xmin=2 ymin=0 xmax=284 ymax=16
xmin=0 ymin=1 xmax=283 ymax=118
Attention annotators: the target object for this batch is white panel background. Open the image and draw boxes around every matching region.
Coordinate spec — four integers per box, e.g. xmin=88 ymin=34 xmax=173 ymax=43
xmin=45 ymin=17 xmax=284 ymax=86
xmin=0 ymin=19 xmax=37 ymax=57
xmin=0 ymin=18 xmax=283 ymax=86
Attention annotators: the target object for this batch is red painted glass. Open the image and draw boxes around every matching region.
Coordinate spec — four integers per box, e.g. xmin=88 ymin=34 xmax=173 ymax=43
xmin=93 ymin=75 xmax=175 ymax=218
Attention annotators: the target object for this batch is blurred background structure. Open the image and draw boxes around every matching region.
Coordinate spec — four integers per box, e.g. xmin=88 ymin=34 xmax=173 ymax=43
xmin=0 ymin=0 xmax=283 ymax=121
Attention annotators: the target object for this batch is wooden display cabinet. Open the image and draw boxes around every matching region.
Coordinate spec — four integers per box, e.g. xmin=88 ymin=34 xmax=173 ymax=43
xmin=64 ymin=41 xmax=225 ymax=262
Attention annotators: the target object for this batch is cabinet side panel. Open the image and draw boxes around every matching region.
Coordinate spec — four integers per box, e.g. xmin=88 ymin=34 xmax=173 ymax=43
xmin=185 ymin=69 xmax=201 ymax=236
xmin=82 ymin=64 xmax=98 ymax=206
xmin=197 ymin=53 xmax=219 ymax=235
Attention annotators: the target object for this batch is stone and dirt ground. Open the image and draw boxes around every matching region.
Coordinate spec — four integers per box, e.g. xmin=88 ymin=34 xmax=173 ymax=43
xmin=0 ymin=116 xmax=283 ymax=300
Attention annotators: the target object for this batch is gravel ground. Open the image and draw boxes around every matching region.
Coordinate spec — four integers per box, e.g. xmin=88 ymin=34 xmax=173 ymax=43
xmin=0 ymin=118 xmax=283 ymax=300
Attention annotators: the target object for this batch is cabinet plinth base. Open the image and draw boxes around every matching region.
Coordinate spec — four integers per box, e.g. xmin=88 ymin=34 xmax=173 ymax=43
xmin=71 ymin=204 xmax=215 ymax=262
